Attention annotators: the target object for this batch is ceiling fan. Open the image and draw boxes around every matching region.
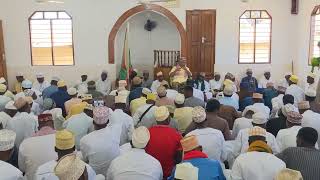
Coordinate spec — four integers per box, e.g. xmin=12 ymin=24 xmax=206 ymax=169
xmin=35 ymin=0 xmax=64 ymax=4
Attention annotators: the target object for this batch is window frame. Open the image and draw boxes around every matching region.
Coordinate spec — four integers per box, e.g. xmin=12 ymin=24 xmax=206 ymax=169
xmin=238 ymin=10 xmax=272 ymax=64
xmin=308 ymin=5 xmax=320 ymax=65
xmin=28 ymin=11 xmax=75 ymax=66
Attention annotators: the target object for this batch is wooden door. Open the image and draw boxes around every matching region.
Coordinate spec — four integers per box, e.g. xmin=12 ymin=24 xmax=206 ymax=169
xmin=186 ymin=10 xmax=216 ymax=77
xmin=0 ymin=21 xmax=7 ymax=80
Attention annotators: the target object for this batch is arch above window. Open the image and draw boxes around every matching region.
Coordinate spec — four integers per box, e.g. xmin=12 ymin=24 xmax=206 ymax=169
xmin=309 ymin=5 xmax=320 ymax=64
xmin=29 ymin=11 xmax=74 ymax=66
xmin=239 ymin=10 xmax=272 ymax=64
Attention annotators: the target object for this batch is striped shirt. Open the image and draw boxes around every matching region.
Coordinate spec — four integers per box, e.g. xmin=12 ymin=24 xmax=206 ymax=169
xmin=276 ymin=147 xmax=320 ymax=180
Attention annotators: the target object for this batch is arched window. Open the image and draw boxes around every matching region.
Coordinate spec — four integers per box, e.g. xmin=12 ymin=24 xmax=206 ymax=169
xmin=239 ymin=10 xmax=272 ymax=64
xmin=29 ymin=11 xmax=74 ymax=66
xmin=309 ymin=6 xmax=320 ymax=63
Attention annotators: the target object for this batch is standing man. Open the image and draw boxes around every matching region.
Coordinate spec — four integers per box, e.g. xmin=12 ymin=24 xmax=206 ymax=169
xmin=96 ymin=71 xmax=112 ymax=96
xmin=42 ymin=76 xmax=59 ymax=99
xmin=145 ymin=106 xmax=182 ymax=179
xmin=286 ymin=75 xmax=305 ymax=106
xmin=151 ymin=71 xmax=169 ymax=92
xmin=258 ymin=70 xmax=274 ymax=88
xmin=141 ymin=70 xmax=153 ymax=89
xmin=241 ymin=68 xmax=258 ymax=92
xmin=169 ymin=57 xmax=192 ymax=88
xmin=33 ymin=73 xmax=50 ymax=93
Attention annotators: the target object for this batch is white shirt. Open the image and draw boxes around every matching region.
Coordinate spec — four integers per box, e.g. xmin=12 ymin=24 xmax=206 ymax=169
xmin=31 ymin=102 xmax=42 ymax=116
xmin=96 ymin=79 xmax=112 ymax=95
xmin=231 ymin=152 xmax=286 ymax=180
xmin=232 ymin=118 xmax=253 ymax=139
xmin=133 ymin=104 xmax=156 ymax=128
xmin=35 ymin=160 xmax=97 ymax=180
xmin=166 ymin=89 xmax=178 ymax=100
xmin=193 ymin=88 xmax=204 ymax=101
xmin=151 ymin=80 xmax=162 ymax=93
xmin=305 ymin=82 xmax=317 ymax=92
xmin=106 ymin=148 xmax=163 ymax=180
xmin=278 ymin=78 xmax=289 ymax=88
xmin=76 ymin=81 xmax=88 ymax=96
xmin=63 ymin=112 xmax=94 ymax=150
xmin=186 ymin=128 xmax=226 ymax=162
xmin=33 ymin=81 xmax=50 ymax=92
xmin=43 ymin=108 xmax=65 ymax=130
xmin=0 ymin=95 xmax=11 ymax=111
xmin=302 ymin=110 xmax=320 ymax=146
xmin=276 ymin=126 xmax=302 ymax=152
xmin=244 ymin=103 xmax=270 ymax=118
xmin=209 ymin=79 xmax=222 ymax=90
xmin=258 ymin=77 xmax=274 ymax=88
xmin=18 ymin=133 xmax=57 ymax=180
xmin=286 ymin=84 xmax=305 ymax=106
xmin=233 ymin=127 xmax=280 ymax=156
xmin=80 ymin=125 xmax=121 ymax=176
xmin=6 ymin=112 xmax=38 ymax=148
xmin=0 ymin=161 xmax=24 ymax=180
xmin=109 ymin=109 xmax=134 ymax=145
xmin=0 ymin=111 xmax=13 ymax=128
xmin=271 ymin=94 xmax=284 ymax=118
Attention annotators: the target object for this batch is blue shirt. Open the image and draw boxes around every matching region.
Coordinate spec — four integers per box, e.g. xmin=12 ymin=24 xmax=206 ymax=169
xmin=241 ymin=76 xmax=258 ymax=92
xmin=219 ymin=97 xmax=239 ymax=110
xmin=240 ymin=97 xmax=253 ymax=111
xmin=168 ymin=158 xmax=226 ymax=180
xmin=50 ymin=89 xmax=70 ymax=116
xmin=128 ymin=87 xmax=143 ymax=104
xmin=42 ymin=85 xmax=58 ymax=99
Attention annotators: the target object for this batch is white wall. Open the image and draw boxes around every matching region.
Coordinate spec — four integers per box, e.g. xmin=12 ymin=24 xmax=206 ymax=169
xmin=115 ymin=11 xmax=180 ymax=78
xmin=295 ymin=0 xmax=320 ymax=87
xmin=0 ymin=0 xmax=301 ymax=89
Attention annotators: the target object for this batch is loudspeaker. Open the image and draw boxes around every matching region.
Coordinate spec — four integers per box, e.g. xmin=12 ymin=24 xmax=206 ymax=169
xmin=291 ymin=0 xmax=299 ymax=15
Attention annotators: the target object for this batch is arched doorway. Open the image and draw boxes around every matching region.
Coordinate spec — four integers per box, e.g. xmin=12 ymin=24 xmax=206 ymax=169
xmin=108 ymin=4 xmax=186 ymax=64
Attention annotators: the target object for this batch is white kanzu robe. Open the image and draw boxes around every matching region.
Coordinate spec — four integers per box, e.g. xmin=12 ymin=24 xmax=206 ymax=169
xmin=0 ymin=161 xmax=24 ymax=180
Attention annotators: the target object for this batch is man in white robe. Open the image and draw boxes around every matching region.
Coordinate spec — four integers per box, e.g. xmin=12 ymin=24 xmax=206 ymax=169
xmin=244 ymin=93 xmax=270 ymax=117
xmin=96 ymin=71 xmax=112 ymax=95
xmin=32 ymin=73 xmax=50 ymax=93
xmin=278 ymin=72 xmax=291 ymax=88
xmin=209 ymin=72 xmax=223 ymax=91
xmin=109 ymin=95 xmax=134 ymax=145
xmin=301 ymin=109 xmax=320 ymax=147
xmin=276 ymin=111 xmax=303 ymax=151
xmin=232 ymin=107 xmax=256 ymax=139
xmin=305 ymin=72 xmax=317 ymax=92
xmin=258 ymin=70 xmax=274 ymax=88
xmin=6 ymin=97 xmax=38 ymax=148
xmin=233 ymin=113 xmax=280 ymax=156
xmin=18 ymin=115 xmax=57 ymax=180
xmin=0 ymin=161 xmax=24 ymax=180
xmin=80 ymin=106 xmax=121 ymax=177
xmin=285 ymin=75 xmax=304 ymax=106
xmin=151 ymin=71 xmax=169 ymax=93
xmin=186 ymin=106 xmax=227 ymax=162
xmin=0 ymin=101 xmax=17 ymax=129
xmin=270 ymin=86 xmax=287 ymax=118
xmin=106 ymin=127 xmax=163 ymax=180
xmin=75 ymin=74 xmax=88 ymax=96
xmin=63 ymin=106 xmax=94 ymax=150
xmin=230 ymin=127 xmax=285 ymax=180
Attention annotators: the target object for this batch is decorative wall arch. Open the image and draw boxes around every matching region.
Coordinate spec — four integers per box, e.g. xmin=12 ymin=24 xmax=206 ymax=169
xmin=108 ymin=4 xmax=186 ymax=64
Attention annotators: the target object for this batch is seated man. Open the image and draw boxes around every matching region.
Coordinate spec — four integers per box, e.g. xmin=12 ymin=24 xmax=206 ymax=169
xmin=244 ymin=93 xmax=270 ymax=117
xmin=263 ymin=82 xmax=278 ymax=110
xmin=155 ymin=86 xmax=174 ymax=107
xmin=151 ymin=71 xmax=169 ymax=92
xmin=32 ymin=73 xmax=50 ymax=93
xmin=173 ymin=93 xmax=193 ymax=133
xmin=219 ymin=85 xmax=239 ymax=110
xmin=184 ymin=86 xmax=205 ymax=108
xmin=169 ymin=57 xmax=192 ymax=88
xmin=241 ymin=68 xmax=258 ymax=92
xmin=231 ymin=128 xmax=285 ymax=180
xmin=209 ymin=72 xmax=223 ymax=91
xmin=278 ymin=72 xmax=291 ymax=88
xmin=285 ymin=75 xmax=304 ymax=106
xmin=193 ymin=72 xmax=210 ymax=92
xmin=168 ymin=135 xmax=226 ymax=180
xmin=258 ymin=70 xmax=274 ymax=88
xmin=13 ymin=73 xmax=24 ymax=94
xmin=141 ymin=70 xmax=153 ymax=89
xmin=107 ymin=127 xmax=163 ymax=180
xmin=276 ymin=127 xmax=320 ymax=180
